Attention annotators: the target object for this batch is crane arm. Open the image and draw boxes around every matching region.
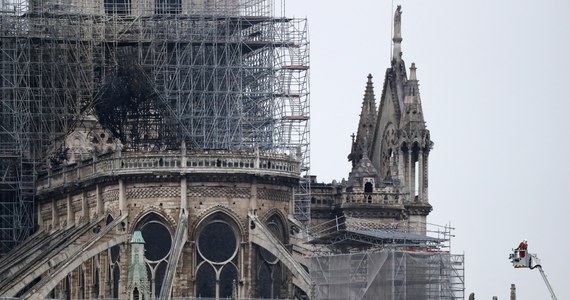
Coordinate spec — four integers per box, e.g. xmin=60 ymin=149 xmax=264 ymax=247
xmin=530 ymin=264 xmax=557 ymax=300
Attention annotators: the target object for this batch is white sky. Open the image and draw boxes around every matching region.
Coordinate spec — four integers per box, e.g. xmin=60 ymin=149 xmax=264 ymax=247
xmin=284 ymin=0 xmax=570 ymax=299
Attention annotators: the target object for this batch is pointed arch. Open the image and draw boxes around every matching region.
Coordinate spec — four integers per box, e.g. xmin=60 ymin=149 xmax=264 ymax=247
xmin=131 ymin=210 xmax=174 ymax=297
xmin=256 ymin=209 xmax=288 ymax=298
xmin=190 ymin=205 xmax=246 ymax=240
xmin=193 ymin=207 xmax=243 ymax=298
xmin=260 ymin=208 xmax=288 ymax=244
xmin=105 ymin=213 xmax=115 ymax=225
xmin=130 ymin=206 xmax=176 ymax=234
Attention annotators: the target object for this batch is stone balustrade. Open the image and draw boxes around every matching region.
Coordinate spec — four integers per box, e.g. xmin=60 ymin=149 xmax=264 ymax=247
xmin=37 ymin=150 xmax=300 ymax=194
xmin=344 ymin=192 xmax=403 ymax=206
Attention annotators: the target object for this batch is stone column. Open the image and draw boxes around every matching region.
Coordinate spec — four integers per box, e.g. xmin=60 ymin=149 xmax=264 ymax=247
xmin=181 ymin=176 xmax=188 ymax=210
xmin=407 ymin=150 xmax=414 ymax=199
xmin=240 ymin=241 xmax=246 ymax=298
xmin=96 ymin=184 xmax=104 ymax=217
xmin=511 ymin=283 xmax=516 ymax=300
xmin=418 ymin=149 xmax=424 ymax=202
xmin=52 ymin=199 xmax=58 ymax=229
xmin=84 ymin=258 xmax=93 ymax=299
xmin=82 ymin=191 xmax=89 ymax=222
xmin=187 ymin=241 xmax=196 ymax=296
xmin=289 ymin=186 xmax=295 ymax=216
xmin=424 ymin=150 xmax=429 ymax=202
xmin=181 ymin=140 xmax=187 ymax=167
xmin=101 ymin=253 xmax=110 ymax=297
xmin=250 ymin=180 xmax=258 ymax=211
xmin=37 ymin=202 xmax=43 ymax=230
xmin=119 ymin=179 xmax=126 ymax=213
xmin=397 ymin=149 xmax=405 ymax=183
xmin=119 ymin=243 xmax=129 ymax=298
xmin=67 ymin=194 xmax=74 ymax=227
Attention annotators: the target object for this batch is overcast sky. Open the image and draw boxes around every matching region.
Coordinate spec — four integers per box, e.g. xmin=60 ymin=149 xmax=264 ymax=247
xmin=283 ymin=0 xmax=570 ymax=299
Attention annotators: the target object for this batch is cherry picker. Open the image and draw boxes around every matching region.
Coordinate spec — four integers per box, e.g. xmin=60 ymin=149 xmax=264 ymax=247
xmin=509 ymin=241 xmax=557 ymax=300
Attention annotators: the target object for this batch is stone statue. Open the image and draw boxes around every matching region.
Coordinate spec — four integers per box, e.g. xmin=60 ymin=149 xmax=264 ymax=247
xmin=394 ymin=5 xmax=402 ymax=38
xmin=392 ymin=5 xmax=403 ymax=61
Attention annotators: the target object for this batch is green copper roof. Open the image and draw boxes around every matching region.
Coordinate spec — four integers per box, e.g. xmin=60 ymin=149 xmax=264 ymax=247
xmin=131 ymin=230 xmax=145 ymax=244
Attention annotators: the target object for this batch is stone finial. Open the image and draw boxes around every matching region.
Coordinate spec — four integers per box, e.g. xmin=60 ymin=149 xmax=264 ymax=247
xmin=511 ymin=283 xmax=516 ymax=300
xmin=409 ymin=63 xmax=417 ymax=81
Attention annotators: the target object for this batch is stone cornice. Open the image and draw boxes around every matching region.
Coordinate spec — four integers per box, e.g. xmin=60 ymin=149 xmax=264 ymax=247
xmin=404 ymin=202 xmax=433 ymax=216
xmin=342 ymin=208 xmax=406 ymax=220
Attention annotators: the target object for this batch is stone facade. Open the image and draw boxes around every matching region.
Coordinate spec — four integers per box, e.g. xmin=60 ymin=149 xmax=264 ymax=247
xmin=7 ymin=149 xmax=302 ymax=299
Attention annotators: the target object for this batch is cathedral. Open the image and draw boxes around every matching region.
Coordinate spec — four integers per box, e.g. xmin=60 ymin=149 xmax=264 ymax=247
xmin=0 ymin=1 xmax=463 ymax=300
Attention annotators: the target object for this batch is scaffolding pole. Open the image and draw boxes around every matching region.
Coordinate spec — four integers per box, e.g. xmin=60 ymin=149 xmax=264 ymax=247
xmin=0 ymin=0 xmax=310 ymax=254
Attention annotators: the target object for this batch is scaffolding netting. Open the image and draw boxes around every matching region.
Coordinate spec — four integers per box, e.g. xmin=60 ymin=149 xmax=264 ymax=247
xmin=308 ymin=251 xmax=465 ymax=300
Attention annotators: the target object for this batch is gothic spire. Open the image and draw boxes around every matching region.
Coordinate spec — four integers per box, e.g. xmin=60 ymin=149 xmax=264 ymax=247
xmin=348 ymin=74 xmax=378 ymax=167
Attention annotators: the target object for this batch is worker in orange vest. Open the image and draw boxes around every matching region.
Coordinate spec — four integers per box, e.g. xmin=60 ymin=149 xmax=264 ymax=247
xmin=517 ymin=239 xmax=528 ymax=258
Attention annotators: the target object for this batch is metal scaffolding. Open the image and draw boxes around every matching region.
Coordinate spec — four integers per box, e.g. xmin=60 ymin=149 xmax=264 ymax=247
xmin=307 ymin=218 xmax=465 ymax=300
xmin=307 ymin=220 xmax=465 ymax=300
xmin=308 ymin=251 xmax=465 ymax=300
xmin=0 ymin=0 xmax=310 ymax=254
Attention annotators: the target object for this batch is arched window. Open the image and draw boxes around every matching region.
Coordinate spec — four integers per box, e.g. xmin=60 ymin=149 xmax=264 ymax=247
xmin=93 ymin=267 xmax=100 ymax=298
xmin=257 ymin=214 xmax=285 ymax=298
xmin=195 ymin=213 xmax=240 ymax=298
xmin=104 ymin=0 xmax=130 ymax=15
xmin=63 ymin=276 xmax=71 ymax=300
xmin=137 ymin=213 xmax=173 ymax=298
xmin=106 ymin=215 xmax=121 ymax=299
xmin=78 ymin=266 xmax=85 ymax=299
xmin=111 ymin=265 xmax=120 ymax=298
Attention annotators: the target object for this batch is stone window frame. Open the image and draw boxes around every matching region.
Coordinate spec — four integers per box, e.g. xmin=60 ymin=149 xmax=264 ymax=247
xmin=194 ymin=212 xmax=242 ymax=298
xmin=134 ymin=212 xmax=174 ymax=298
xmin=256 ymin=213 xmax=287 ymax=298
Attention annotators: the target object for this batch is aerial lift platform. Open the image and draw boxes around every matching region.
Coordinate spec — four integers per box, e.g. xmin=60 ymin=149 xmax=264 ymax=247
xmin=509 ymin=242 xmax=557 ymax=300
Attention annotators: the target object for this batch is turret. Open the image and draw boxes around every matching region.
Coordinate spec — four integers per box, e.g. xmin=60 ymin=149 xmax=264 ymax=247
xmin=127 ymin=231 xmax=150 ymax=300
xmin=398 ymin=62 xmax=432 ymax=235
xmin=399 ymin=62 xmax=431 ymax=203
